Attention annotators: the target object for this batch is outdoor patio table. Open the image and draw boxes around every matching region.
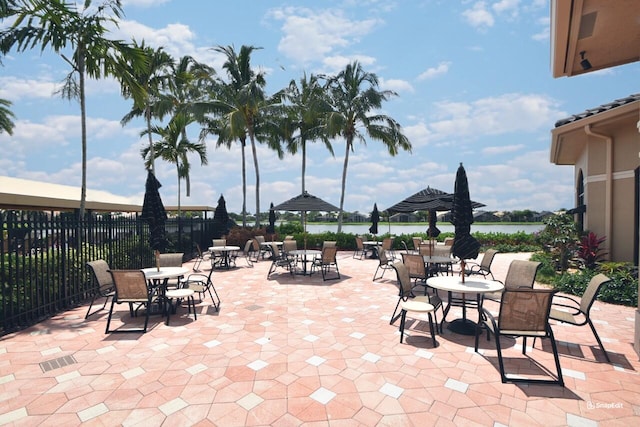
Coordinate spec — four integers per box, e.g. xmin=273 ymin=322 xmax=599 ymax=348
xmin=362 ymin=241 xmax=381 ymax=258
xmin=289 ymin=249 xmax=322 ymax=276
xmin=426 ymin=276 xmax=504 ymax=336
xmin=423 ymin=255 xmax=455 ymax=276
xmin=141 ymin=266 xmax=190 ymax=316
xmin=209 ymin=245 xmax=240 ymax=269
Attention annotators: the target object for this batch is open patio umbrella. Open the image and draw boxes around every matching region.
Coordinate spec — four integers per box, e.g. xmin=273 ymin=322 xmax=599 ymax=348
xmin=273 ymin=191 xmax=339 ymax=249
xmin=266 ymin=202 xmax=276 ymax=237
xmin=368 ymin=203 xmax=379 ymax=236
xmin=451 ymin=163 xmax=481 ymax=282
xmin=141 ymin=170 xmax=167 ymax=270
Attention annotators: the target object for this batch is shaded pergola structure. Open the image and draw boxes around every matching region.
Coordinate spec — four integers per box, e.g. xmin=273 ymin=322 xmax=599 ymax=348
xmin=550 ymin=0 xmax=640 ymax=357
xmin=0 ymin=176 xmax=215 ymax=216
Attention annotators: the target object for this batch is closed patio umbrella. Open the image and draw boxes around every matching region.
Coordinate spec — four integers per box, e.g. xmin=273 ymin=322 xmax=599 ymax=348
xmin=213 ymin=195 xmax=231 ymax=238
xmin=266 ymin=202 xmax=276 ymax=237
xmin=426 ymin=209 xmax=440 ymax=238
xmin=141 ymin=170 xmax=167 ymax=270
xmin=451 ymin=163 xmax=481 ymax=282
xmin=368 ymin=203 xmax=379 ymax=236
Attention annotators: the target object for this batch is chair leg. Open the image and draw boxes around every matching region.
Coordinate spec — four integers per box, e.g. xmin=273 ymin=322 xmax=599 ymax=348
xmin=428 ymin=313 xmax=437 ymax=347
xmin=390 ymin=297 xmax=402 ymax=325
xmin=548 ymin=328 xmax=564 ymax=386
xmin=588 ymin=319 xmax=611 ymax=362
xmin=104 ymin=299 xmax=117 ymax=333
xmin=399 ymin=310 xmax=407 ymax=343
xmin=493 ymin=332 xmax=509 ymax=383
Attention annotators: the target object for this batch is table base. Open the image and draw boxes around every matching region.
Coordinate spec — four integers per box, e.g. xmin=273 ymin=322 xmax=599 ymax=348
xmin=446 ymin=318 xmax=477 ymax=335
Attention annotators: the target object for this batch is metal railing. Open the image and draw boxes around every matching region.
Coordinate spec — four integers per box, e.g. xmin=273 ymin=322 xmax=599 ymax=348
xmin=1 ymin=210 xmax=217 ymax=335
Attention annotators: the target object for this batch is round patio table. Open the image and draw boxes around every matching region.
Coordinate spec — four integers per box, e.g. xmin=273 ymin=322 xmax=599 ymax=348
xmin=289 ymin=249 xmax=322 ymax=276
xmin=426 ymin=276 xmax=504 ymax=335
xmin=209 ymin=245 xmax=240 ymax=269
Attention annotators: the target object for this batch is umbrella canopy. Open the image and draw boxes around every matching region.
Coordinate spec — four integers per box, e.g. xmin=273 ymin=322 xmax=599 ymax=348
xmin=387 ymin=186 xmax=484 ymax=213
xmin=141 ymin=170 xmax=167 ymax=252
xmin=451 ymin=163 xmax=481 ymax=264
xmin=212 ymin=195 xmax=231 ymax=238
xmin=274 ymin=191 xmax=339 ymax=248
xmin=266 ymin=202 xmax=276 ymax=234
xmin=273 ymin=191 xmax=340 ymax=213
xmin=368 ymin=203 xmax=379 ymax=235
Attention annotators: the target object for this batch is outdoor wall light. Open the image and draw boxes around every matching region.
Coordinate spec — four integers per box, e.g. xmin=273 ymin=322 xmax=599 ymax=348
xmin=580 ymin=51 xmax=592 ymax=70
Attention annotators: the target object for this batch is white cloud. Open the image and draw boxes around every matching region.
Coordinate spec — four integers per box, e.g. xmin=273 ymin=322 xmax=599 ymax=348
xmin=0 ymin=77 xmax=60 ymax=101
xmin=417 ymin=62 xmax=452 ymax=81
xmin=380 ymin=78 xmax=413 ymax=93
xmin=427 ymin=93 xmax=565 ymax=140
xmin=462 ymin=1 xmax=495 ymax=29
xmin=492 ymin=0 xmax=520 ymax=18
xmin=482 ymin=144 xmax=526 ymax=155
xmin=268 ymin=7 xmax=381 ymax=64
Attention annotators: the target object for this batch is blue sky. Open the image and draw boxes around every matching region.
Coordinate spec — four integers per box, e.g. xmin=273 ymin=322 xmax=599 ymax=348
xmin=1 ymin=0 xmax=638 ymax=216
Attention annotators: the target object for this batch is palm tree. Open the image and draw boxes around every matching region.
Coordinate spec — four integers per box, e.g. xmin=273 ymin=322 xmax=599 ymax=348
xmin=325 ymin=61 xmax=412 ymax=232
xmin=165 ymin=55 xmax=215 ymax=199
xmin=282 ymin=73 xmax=334 ymax=194
xmin=142 ymin=112 xmax=208 ymax=217
xmin=0 ymin=0 xmax=147 ymax=220
xmin=0 ymin=98 xmax=15 ymax=135
xmin=121 ymin=41 xmax=175 ymax=174
xmin=214 ymin=44 xmax=268 ymax=227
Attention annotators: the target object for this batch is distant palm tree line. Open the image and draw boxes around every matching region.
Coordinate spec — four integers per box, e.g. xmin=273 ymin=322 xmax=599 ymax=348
xmin=0 ymin=0 xmax=412 ymax=234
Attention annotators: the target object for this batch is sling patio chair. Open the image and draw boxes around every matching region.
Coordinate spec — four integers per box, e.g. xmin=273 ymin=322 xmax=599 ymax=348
xmin=373 ymin=247 xmax=395 ymax=281
xmin=548 ymin=273 xmax=613 ymax=362
xmin=475 ymin=287 xmax=563 ymax=386
xmin=353 ymin=236 xmax=366 ymax=260
xmin=401 ymin=253 xmax=429 ymax=295
xmin=180 ymin=267 xmax=220 ymax=311
xmin=462 ymin=249 xmax=498 ymax=280
xmin=390 ymin=262 xmax=441 ymax=346
xmin=192 ymin=243 xmax=211 ymax=272
xmin=158 ymin=252 xmax=185 ymax=289
xmin=85 ymin=260 xmax=115 ymax=319
xmin=311 ymin=246 xmax=340 ymax=281
xmin=267 ymin=242 xmax=295 ymax=278
xmin=485 ymin=259 xmax=541 ymax=304
xmin=105 ymin=270 xmax=155 ymax=334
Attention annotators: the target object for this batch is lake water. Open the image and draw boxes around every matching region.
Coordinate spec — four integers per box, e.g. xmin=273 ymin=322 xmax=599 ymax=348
xmin=305 ymin=223 xmax=543 ymax=235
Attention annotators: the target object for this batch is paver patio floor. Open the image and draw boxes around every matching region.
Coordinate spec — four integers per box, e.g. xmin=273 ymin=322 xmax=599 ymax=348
xmin=1 ymin=250 xmax=639 ymax=426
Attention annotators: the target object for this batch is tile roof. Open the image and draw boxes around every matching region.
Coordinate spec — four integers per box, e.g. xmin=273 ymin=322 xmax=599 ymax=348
xmin=555 ymin=93 xmax=640 ymax=127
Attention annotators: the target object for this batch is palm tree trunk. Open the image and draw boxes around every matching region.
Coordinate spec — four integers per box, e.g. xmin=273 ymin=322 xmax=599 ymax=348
xmin=249 ymin=133 xmax=261 ymax=228
xmin=337 ymin=140 xmax=351 ymax=233
xmin=177 ymin=166 xmax=182 ymax=218
xmin=302 ymin=139 xmax=307 ymax=193
xmin=79 ymin=52 xmax=87 ymax=222
xmin=241 ymin=139 xmax=247 ymax=227
xmin=146 ymin=106 xmax=155 ymax=173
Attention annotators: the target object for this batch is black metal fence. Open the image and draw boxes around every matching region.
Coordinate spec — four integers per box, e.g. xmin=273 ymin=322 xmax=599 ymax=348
xmin=1 ymin=210 xmax=217 ymax=335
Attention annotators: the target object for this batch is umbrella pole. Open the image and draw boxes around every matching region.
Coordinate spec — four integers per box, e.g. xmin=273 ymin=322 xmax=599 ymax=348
xmin=155 ymin=249 xmax=160 ymax=272
xmin=460 ymin=260 xmax=465 ymax=283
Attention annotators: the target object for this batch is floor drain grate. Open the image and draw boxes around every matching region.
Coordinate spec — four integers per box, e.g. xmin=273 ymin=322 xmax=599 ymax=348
xmin=40 ymin=355 xmax=77 ymax=373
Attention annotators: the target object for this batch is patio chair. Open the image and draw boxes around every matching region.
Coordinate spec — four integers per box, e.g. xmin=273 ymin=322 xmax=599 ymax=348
xmin=412 ymin=237 xmax=423 ymax=253
xmin=390 ymin=262 xmax=441 ymax=346
xmin=463 ymin=249 xmax=498 ymax=280
xmin=158 ymin=253 xmax=185 ymax=289
xmin=401 ymin=241 xmax=415 ymax=254
xmin=548 ymin=273 xmax=613 ymax=362
xmin=373 ymin=248 xmax=395 ymax=281
xmin=401 ymin=253 xmax=429 ymax=294
xmin=485 ymin=259 xmax=541 ymax=303
xmin=180 ymin=267 xmax=220 ymax=311
xmin=105 ymin=270 xmax=154 ymax=334
xmin=164 ymin=287 xmax=197 ymax=325
xmin=267 ymin=242 xmax=295 ymax=278
xmin=353 ymin=236 xmax=366 ymax=260
xmin=381 ymin=237 xmax=395 ymax=259
xmin=192 ymin=243 xmax=211 ymax=272
xmin=85 ymin=260 xmax=115 ymax=319
xmin=282 ymin=239 xmax=298 ymax=255
xmin=311 ymin=246 xmax=340 ymax=280
xmin=233 ymin=239 xmax=257 ymax=267
xmin=475 ymin=287 xmax=563 ymax=386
